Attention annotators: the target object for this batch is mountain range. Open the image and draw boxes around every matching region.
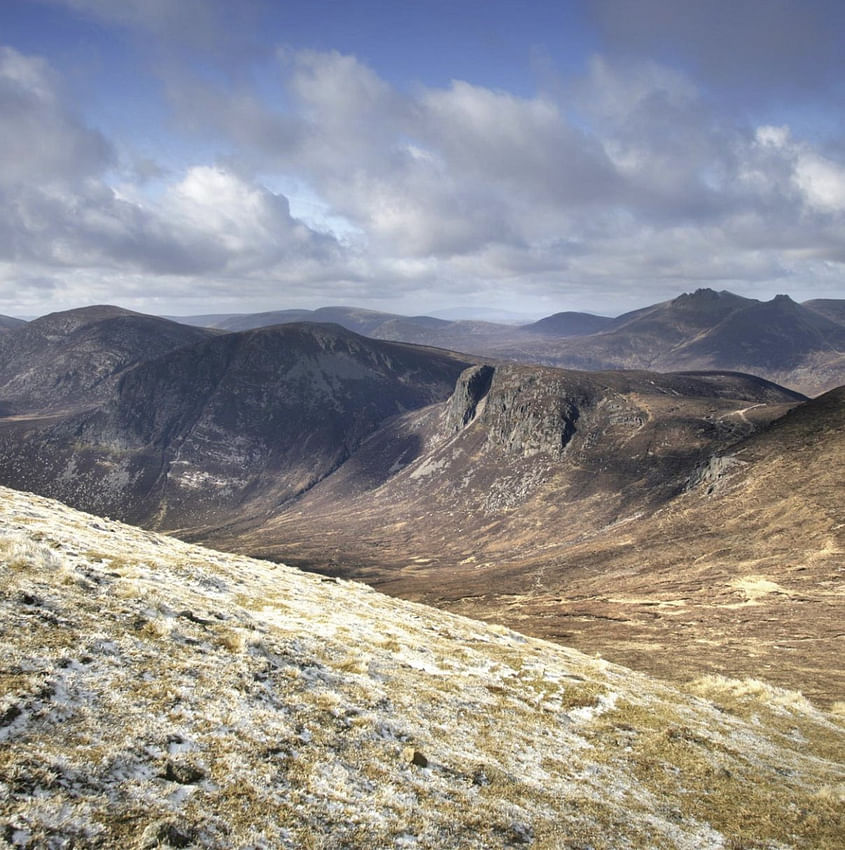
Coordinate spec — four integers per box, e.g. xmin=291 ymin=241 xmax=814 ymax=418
xmin=0 ymin=292 xmax=843 ymax=846
xmin=171 ymin=289 xmax=845 ymax=396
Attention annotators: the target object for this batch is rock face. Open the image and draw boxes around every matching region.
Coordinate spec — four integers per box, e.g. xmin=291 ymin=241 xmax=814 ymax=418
xmin=478 ymin=368 xmax=583 ymax=458
xmin=444 ymin=364 xmax=494 ymax=433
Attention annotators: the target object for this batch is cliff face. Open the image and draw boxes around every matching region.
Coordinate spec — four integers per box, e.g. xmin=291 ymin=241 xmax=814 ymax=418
xmin=477 ymin=368 xmax=584 ymax=458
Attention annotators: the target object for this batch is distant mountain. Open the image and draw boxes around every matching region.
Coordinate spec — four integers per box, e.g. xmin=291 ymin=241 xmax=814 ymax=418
xmin=4 ymin=485 xmax=841 ymax=849
xmin=521 ymin=311 xmax=614 ymax=336
xmin=0 ymin=314 xmax=26 ymax=332
xmin=174 ymin=305 xmax=452 ymax=336
xmin=168 ymin=289 xmax=845 ymax=395
xmin=483 ymin=290 xmax=844 ymax=396
xmin=803 ymin=297 xmax=845 ymax=325
xmin=0 ymin=305 xmax=216 ymax=415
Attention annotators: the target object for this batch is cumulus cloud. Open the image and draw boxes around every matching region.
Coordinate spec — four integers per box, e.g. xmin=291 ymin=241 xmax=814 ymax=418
xmin=0 ymin=45 xmax=345 ymax=313
xmin=1 ymin=26 xmax=844 ymax=317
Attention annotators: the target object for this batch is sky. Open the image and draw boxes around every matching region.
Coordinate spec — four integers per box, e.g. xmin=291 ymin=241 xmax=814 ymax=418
xmin=1 ymin=0 xmax=844 ymax=320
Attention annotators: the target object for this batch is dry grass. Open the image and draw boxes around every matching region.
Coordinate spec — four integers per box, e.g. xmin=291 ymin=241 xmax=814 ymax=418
xmin=1 ymin=485 xmax=843 ymax=849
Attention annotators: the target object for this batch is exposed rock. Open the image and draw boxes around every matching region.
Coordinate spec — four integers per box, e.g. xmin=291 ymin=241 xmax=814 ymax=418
xmin=401 ymin=746 xmax=429 ymax=768
xmin=445 ymin=364 xmax=495 ymax=433
xmin=162 ymin=761 xmax=206 ymax=785
xmin=687 ymin=454 xmax=747 ymax=494
xmin=480 ymin=367 xmax=583 ymax=458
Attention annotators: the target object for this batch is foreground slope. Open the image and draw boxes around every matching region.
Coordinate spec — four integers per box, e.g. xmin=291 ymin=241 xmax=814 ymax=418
xmin=1 ymin=486 xmax=843 ymax=849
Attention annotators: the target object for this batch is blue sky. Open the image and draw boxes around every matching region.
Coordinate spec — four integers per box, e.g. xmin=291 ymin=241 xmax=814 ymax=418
xmin=1 ymin=0 xmax=843 ymax=319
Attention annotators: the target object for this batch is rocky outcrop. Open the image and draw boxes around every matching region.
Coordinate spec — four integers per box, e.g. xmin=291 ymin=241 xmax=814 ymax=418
xmin=444 ymin=364 xmax=494 ymax=433
xmin=479 ymin=367 xmax=584 ymax=458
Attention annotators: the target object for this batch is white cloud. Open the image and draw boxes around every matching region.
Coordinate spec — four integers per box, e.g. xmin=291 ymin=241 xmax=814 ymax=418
xmin=1 ymin=36 xmax=844 ymax=318
xmin=794 ymin=152 xmax=845 ymax=213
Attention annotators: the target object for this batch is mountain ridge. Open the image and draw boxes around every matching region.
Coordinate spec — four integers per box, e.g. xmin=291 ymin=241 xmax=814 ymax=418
xmin=167 ymin=289 xmax=845 ymax=395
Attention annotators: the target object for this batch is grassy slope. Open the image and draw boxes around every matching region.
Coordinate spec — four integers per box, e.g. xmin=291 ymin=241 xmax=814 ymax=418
xmin=1 ymin=485 xmax=843 ymax=849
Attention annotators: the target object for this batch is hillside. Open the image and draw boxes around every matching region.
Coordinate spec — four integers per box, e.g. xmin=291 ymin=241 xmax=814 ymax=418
xmin=0 ymin=322 xmax=471 ymax=527
xmin=410 ymin=386 xmax=845 ymax=707
xmin=0 ymin=306 xmax=216 ymax=416
xmin=0 ymin=314 xmax=25 ymax=333
xmin=804 ymin=298 xmax=845 ymax=325
xmin=521 ymin=311 xmax=614 ymax=337
xmin=1 ymin=485 xmax=843 ymax=848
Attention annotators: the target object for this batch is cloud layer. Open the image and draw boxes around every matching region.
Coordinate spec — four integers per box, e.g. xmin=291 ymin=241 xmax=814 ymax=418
xmin=1 ymin=4 xmax=844 ymax=317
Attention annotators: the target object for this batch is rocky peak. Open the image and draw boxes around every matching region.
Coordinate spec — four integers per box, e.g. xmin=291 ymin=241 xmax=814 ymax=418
xmin=478 ymin=367 xmax=584 ymax=458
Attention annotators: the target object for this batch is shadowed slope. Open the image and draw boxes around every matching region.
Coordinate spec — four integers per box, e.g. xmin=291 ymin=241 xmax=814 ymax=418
xmin=0 ymin=306 xmax=216 ymax=415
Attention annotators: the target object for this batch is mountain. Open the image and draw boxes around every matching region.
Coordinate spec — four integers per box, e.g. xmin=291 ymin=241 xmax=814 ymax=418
xmin=0 ymin=314 xmax=25 ymax=332
xmin=655 ymin=293 xmax=845 ymax=380
xmin=521 ymin=311 xmax=614 ymax=336
xmin=485 ymin=290 xmax=844 ymax=396
xmin=168 ymin=289 xmax=845 ymax=395
xmin=803 ymin=298 xmax=845 ymax=325
xmin=0 ymin=322 xmax=470 ymax=527
xmin=222 ymin=364 xmax=804 ymax=573
xmin=2 ymin=485 xmax=842 ymax=849
xmin=174 ymin=305 xmax=452 ymax=337
xmin=0 ymin=306 xmax=216 ymax=416
xmin=198 ymin=362 xmax=841 ymax=702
